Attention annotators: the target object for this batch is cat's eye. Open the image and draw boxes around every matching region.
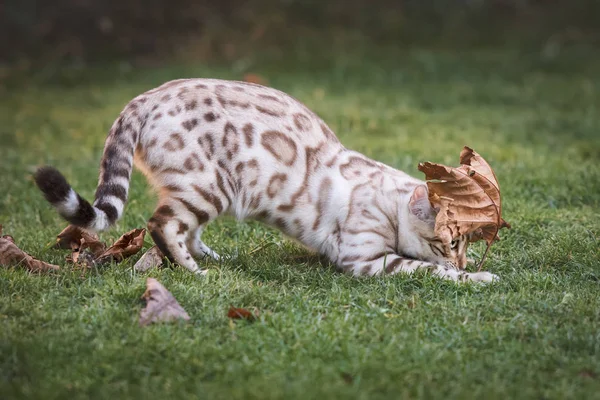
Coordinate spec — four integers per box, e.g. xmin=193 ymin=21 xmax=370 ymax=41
xmin=450 ymin=240 xmax=459 ymax=250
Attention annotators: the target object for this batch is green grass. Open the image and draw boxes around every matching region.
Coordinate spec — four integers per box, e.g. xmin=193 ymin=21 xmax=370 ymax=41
xmin=1 ymin=48 xmax=599 ymax=399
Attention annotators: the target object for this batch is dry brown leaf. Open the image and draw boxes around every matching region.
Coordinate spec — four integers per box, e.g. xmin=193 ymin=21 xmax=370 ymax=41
xmin=134 ymin=245 xmax=164 ymax=272
xmin=418 ymin=146 xmax=510 ymax=269
xmin=227 ymin=306 xmax=258 ymax=321
xmin=54 ymin=226 xmax=147 ymax=270
xmin=418 ymin=164 xmax=499 ymax=243
xmin=0 ymin=225 xmax=59 ymax=272
xmin=459 ymin=146 xmax=510 ymax=232
xmin=95 ymin=228 xmax=146 ymax=265
xmin=55 ymin=225 xmax=106 ymax=268
xmin=139 ymin=278 xmax=190 ymax=326
xmin=55 ymin=225 xmax=104 ymax=254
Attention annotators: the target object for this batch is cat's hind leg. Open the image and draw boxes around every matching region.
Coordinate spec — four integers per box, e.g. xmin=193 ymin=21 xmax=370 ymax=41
xmin=147 ymin=201 xmax=207 ymax=275
xmin=187 ymin=227 xmax=221 ymax=261
xmin=148 ymin=175 xmax=231 ymax=275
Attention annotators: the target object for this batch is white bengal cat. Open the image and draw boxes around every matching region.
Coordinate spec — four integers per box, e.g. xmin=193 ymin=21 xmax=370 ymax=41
xmin=35 ymin=78 xmax=498 ymax=283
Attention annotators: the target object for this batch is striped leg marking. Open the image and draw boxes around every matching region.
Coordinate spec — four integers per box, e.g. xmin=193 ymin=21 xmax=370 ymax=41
xmin=343 ymin=253 xmax=499 ymax=283
xmin=147 ymin=203 xmax=207 ymax=275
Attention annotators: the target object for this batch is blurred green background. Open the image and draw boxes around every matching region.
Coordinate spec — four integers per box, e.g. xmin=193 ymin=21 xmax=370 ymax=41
xmin=2 ymin=0 xmax=599 ymax=66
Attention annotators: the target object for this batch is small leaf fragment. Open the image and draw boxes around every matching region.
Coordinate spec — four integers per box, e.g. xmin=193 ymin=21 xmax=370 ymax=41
xmin=227 ymin=306 xmax=258 ymax=321
xmin=134 ymin=245 xmax=164 ymax=272
xmin=139 ymin=278 xmax=190 ymax=326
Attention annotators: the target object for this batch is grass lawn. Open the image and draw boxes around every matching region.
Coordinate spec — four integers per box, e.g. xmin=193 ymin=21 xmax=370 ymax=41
xmin=1 ymin=48 xmax=599 ymax=399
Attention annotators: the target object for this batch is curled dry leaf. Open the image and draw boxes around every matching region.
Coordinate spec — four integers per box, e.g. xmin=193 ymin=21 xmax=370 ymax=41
xmin=133 ymin=245 xmax=165 ymax=272
xmin=55 ymin=226 xmax=147 ymax=268
xmin=0 ymin=225 xmax=59 ymax=272
xmin=95 ymin=228 xmax=146 ymax=265
xmin=418 ymin=146 xmax=511 ymax=270
xmin=458 ymin=147 xmax=511 ymax=235
xmin=227 ymin=306 xmax=258 ymax=321
xmin=54 ymin=225 xmax=105 ymax=254
xmin=56 ymin=225 xmax=106 ymax=268
xmin=139 ymin=278 xmax=190 ymax=326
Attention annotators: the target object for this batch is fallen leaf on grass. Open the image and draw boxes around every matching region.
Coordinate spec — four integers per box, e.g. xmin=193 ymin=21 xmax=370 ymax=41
xmin=55 ymin=226 xmax=147 ymax=269
xmin=227 ymin=306 xmax=258 ymax=321
xmin=0 ymin=225 xmax=59 ymax=272
xmin=418 ymin=146 xmax=511 ymax=270
xmin=54 ymin=225 xmax=105 ymax=254
xmin=95 ymin=228 xmax=146 ymax=264
xmin=133 ymin=245 xmax=164 ymax=272
xmin=56 ymin=225 xmax=106 ymax=268
xmin=139 ymin=278 xmax=190 ymax=326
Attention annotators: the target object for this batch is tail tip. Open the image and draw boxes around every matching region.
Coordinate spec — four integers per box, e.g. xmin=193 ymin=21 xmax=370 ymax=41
xmin=34 ymin=166 xmax=71 ymax=204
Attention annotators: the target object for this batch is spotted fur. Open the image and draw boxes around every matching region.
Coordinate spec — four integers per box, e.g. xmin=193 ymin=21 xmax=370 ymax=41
xmin=35 ymin=78 xmax=498 ymax=283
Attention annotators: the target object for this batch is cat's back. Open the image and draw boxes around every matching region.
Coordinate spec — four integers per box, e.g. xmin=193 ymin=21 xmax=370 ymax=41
xmin=132 ymin=78 xmax=340 ymax=149
xmin=129 ymin=79 xmax=344 ymax=203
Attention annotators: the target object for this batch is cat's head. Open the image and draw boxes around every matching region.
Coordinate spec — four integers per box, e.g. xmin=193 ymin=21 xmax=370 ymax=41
xmin=406 ymin=185 xmax=469 ymax=269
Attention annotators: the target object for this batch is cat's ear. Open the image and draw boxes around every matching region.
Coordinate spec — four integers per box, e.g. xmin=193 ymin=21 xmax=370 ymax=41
xmin=409 ymin=185 xmax=435 ymax=223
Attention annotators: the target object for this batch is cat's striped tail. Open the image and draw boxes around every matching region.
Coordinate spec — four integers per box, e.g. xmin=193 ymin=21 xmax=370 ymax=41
xmin=35 ymin=109 xmax=141 ymax=232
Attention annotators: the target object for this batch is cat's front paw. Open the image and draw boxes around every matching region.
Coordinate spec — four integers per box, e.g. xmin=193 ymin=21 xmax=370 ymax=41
xmin=464 ymin=271 xmax=499 ymax=284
